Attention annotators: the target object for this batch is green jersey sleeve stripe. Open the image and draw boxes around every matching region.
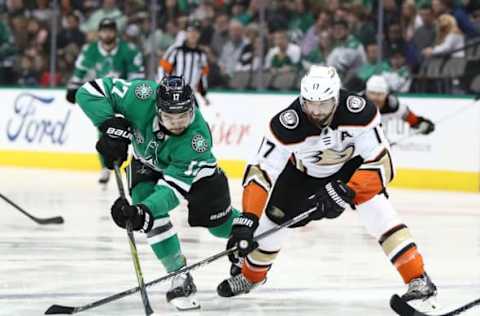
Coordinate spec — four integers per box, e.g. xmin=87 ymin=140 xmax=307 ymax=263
xmin=83 ymin=79 xmax=107 ymax=98
xmin=88 ymin=80 xmax=106 ymax=96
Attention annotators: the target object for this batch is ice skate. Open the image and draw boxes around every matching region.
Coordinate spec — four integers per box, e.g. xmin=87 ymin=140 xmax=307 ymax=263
xmin=166 ymin=272 xmax=200 ymax=311
xmin=401 ymin=273 xmax=438 ymax=313
xmin=217 ymin=273 xmax=265 ymax=297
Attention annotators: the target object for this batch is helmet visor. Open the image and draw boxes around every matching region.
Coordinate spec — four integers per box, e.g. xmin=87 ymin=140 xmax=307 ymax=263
xmin=303 ymin=97 xmax=336 ymax=127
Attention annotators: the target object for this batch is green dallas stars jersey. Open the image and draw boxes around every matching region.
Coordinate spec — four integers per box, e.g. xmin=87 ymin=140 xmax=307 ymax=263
xmin=76 ymin=77 xmax=217 ymax=215
xmin=68 ymin=40 xmax=144 ymax=89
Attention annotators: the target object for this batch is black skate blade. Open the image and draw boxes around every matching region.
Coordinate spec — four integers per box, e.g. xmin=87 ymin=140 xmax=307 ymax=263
xmin=45 ymin=304 xmax=76 ymax=314
xmin=390 ymin=294 xmax=428 ymax=316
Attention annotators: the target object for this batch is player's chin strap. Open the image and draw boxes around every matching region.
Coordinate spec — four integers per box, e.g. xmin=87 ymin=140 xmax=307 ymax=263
xmin=390 ymin=95 xmax=480 ymax=147
xmin=44 ymin=206 xmax=318 ymax=315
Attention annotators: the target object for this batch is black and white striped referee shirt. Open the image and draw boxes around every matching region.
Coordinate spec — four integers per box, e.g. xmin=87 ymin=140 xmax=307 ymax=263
xmin=157 ymin=41 xmax=209 ymax=96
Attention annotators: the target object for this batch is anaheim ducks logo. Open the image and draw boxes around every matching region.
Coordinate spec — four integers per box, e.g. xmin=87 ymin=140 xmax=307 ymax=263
xmin=309 ymin=145 xmax=355 ymax=165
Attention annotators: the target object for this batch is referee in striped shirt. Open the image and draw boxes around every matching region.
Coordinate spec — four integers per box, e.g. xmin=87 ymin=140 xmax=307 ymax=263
xmin=158 ymin=20 xmax=210 ymax=105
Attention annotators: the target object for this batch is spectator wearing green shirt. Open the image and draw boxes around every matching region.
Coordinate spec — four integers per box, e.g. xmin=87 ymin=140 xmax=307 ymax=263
xmin=265 ymin=30 xmax=301 ymax=70
xmin=80 ymin=0 xmax=127 ymax=39
xmin=383 ymin=47 xmax=412 ymax=92
xmin=344 ymin=41 xmax=390 ymax=91
xmin=301 ymin=29 xmax=332 ymax=71
xmin=0 ymin=18 xmax=17 ymax=84
xmin=287 ymin=0 xmax=315 ymax=34
xmin=326 ymin=18 xmax=367 ymax=79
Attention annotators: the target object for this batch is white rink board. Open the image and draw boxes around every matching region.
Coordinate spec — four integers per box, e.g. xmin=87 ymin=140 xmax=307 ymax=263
xmin=0 ymin=88 xmax=479 ymax=173
xmin=204 ymin=93 xmax=480 ymax=172
xmin=0 ymin=89 xmax=97 ymax=152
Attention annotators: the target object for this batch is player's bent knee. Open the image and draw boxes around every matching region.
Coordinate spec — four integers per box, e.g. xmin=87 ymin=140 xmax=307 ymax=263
xmin=207 ymin=221 xmax=231 ymax=238
xmin=356 ymin=194 xmax=402 ymax=239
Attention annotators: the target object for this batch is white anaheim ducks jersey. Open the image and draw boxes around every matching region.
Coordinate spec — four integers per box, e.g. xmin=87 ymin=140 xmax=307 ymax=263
xmin=249 ymin=90 xmax=391 ymax=186
xmin=378 ymin=94 xmax=410 ymax=124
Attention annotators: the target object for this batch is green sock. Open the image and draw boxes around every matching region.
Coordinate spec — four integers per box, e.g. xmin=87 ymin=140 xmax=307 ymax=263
xmin=150 ymin=234 xmax=186 ymax=272
xmin=208 ymin=207 xmax=241 ymax=238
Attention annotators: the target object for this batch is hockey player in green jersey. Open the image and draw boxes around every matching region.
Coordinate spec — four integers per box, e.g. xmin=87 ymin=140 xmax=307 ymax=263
xmin=76 ymin=75 xmax=241 ymax=310
xmin=66 ymin=17 xmax=144 ymax=185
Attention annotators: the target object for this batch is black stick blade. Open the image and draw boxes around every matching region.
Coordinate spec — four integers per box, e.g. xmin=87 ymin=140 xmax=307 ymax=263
xmin=38 ymin=216 xmax=65 ymax=225
xmin=45 ymin=304 xmax=76 ymax=314
xmin=390 ymin=294 xmax=427 ymax=316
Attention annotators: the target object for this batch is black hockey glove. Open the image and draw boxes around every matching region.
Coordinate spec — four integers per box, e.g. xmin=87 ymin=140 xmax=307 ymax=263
xmin=229 ymin=213 xmax=259 ymax=258
xmin=306 ymin=180 xmax=356 ymax=221
xmin=412 ymin=116 xmax=435 ymax=135
xmin=111 ymin=198 xmax=154 ymax=233
xmin=66 ymin=88 xmax=78 ymax=104
xmin=96 ymin=117 xmax=131 ymax=169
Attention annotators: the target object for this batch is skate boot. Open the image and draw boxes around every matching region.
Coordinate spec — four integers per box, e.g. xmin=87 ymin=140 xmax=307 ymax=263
xmin=401 ymin=273 xmax=438 ymax=313
xmin=402 ymin=273 xmax=437 ymax=301
xmin=98 ymin=168 xmax=110 ymax=185
xmin=166 ymin=272 xmax=200 ymax=311
xmin=217 ymin=273 xmax=265 ymax=297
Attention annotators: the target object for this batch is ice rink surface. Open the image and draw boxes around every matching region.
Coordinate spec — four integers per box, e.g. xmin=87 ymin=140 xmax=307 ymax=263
xmin=1 ymin=167 xmax=480 ymax=316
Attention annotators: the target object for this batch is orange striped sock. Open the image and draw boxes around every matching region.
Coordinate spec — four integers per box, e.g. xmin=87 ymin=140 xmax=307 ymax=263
xmin=379 ymin=224 xmax=425 ymax=283
xmin=394 ymin=245 xmax=425 ymax=283
xmin=242 ymin=257 xmax=269 ymax=284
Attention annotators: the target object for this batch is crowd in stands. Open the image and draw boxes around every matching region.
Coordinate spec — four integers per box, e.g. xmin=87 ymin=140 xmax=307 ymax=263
xmin=2 ymin=0 xmax=480 ymax=93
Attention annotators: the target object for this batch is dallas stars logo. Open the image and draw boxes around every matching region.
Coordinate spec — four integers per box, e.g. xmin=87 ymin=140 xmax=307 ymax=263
xmin=192 ymin=134 xmax=208 ymax=153
xmin=134 ymin=83 xmax=153 ymax=100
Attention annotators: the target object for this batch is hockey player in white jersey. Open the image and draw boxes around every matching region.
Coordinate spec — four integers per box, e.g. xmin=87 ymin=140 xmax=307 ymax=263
xmin=365 ymin=75 xmax=435 ymax=134
xmin=217 ymin=66 xmax=437 ymax=308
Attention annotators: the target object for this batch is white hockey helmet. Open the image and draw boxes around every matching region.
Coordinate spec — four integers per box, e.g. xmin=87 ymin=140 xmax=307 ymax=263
xmin=300 ymin=65 xmax=341 ymax=103
xmin=366 ymin=75 xmax=389 ymax=94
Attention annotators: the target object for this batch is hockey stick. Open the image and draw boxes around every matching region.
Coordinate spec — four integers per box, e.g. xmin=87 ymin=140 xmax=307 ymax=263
xmin=390 ymin=96 xmax=480 ymax=147
xmin=111 ymin=163 xmax=153 ymax=316
xmin=45 ymin=206 xmax=318 ymax=315
xmin=390 ymin=294 xmax=480 ymax=316
xmin=0 ymin=193 xmax=64 ymax=225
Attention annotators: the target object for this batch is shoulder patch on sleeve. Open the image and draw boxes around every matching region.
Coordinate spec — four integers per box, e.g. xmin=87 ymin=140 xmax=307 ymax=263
xmin=270 ymin=98 xmax=322 ymax=144
xmin=134 ymin=83 xmax=153 ymax=100
xmin=191 ymin=134 xmax=209 ymax=153
xmin=332 ymin=91 xmax=378 ymax=128
xmin=279 ymin=109 xmax=299 ymax=129
xmin=346 ymin=95 xmax=366 ymax=113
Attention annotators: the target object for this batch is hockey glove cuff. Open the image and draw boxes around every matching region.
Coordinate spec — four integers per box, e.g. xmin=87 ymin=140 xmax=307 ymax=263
xmin=307 ymin=180 xmax=356 ymax=220
xmin=412 ymin=116 xmax=435 ymax=135
xmin=66 ymin=88 xmax=78 ymax=104
xmin=111 ymin=198 xmax=154 ymax=233
xmin=96 ymin=118 xmax=132 ymax=169
xmin=230 ymin=213 xmax=259 ymax=257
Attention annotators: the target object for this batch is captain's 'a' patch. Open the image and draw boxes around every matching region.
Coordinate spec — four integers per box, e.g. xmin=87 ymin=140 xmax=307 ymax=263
xmin=346 ymin=95 xmax=366 ymax=113
xmin=192 ymin=134 xmax=208 ymax=153
xmin=279 ymin=109 xmax=299 ymax=129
